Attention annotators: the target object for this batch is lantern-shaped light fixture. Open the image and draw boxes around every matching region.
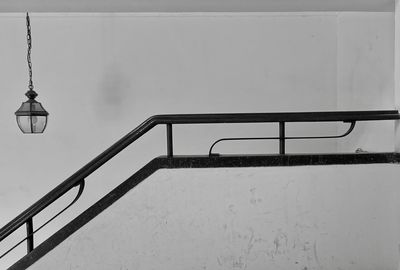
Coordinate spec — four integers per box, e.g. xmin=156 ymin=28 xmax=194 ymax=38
xmin=15 ymin=13 xmax=48 ymax=134
xmin=15 ymin=90 xmax=48 ymax=133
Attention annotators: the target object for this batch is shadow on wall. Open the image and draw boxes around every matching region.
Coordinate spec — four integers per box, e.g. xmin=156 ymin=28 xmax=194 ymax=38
xmin=96 ymin=63 xmax=131 ymax=121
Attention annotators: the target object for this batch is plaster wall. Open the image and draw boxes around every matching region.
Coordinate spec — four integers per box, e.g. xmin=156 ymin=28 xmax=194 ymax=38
xmin=395 ymin=0 xmax=400 ymax=151
xmin=0 ymin=12 xmax=395 ymax=268
xmin=0 ymin=0 xmax=395 ymax=12
xmin=29 ymin=165 xmax=400 ymax=270
xmin=337 ymin=13 xmax=395 ymax=152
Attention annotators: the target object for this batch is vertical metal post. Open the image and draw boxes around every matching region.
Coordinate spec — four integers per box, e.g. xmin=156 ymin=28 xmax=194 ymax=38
xmin=279 ymin=121 xmax=285 ymax=155
xmin=26 ymin=218 xmax=34 ymax=253
xmin=166 ymin=123 xmax=173 ymax=157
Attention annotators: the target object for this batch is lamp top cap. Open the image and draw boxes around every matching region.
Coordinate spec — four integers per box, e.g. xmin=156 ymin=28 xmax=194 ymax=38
xmin=25 ymin=89 xmax=38 ymax=99
xmin=15 ymin=99 xmax=49 ymax=116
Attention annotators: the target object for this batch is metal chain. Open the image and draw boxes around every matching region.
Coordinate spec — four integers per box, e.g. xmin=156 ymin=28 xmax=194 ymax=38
xmin=26 ymin=12 xmax=33 ymax=90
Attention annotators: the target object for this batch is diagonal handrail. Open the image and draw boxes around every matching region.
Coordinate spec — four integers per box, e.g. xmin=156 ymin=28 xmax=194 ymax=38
xmin=0 ymin=110 xmax=399 ymax=256
xmin=0 ymin=116 xmax=156 ymax=245
xmin=0 ymin=180 xmax=84 ymax=259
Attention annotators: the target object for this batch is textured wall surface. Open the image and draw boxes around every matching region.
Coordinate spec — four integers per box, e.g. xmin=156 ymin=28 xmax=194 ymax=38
xmin=337 ymin=13 xmax=394 ymax=152
xmin=0 ymin=0 xmax=395 ymax=12
xmin=0 ymin=12 xmax=395 ymax=268
xmin=28 ymin=165 xmax=400 ymax=270
xmin=395 ymin=0 xmax=400 ymax=151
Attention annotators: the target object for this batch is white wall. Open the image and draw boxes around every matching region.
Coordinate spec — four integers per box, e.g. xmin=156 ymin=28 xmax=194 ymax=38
xmin=0 ymin=0 xmax=395 ymax=12
xmin=337 ymin=13 xmax=394 ymax=152
xmin=28 ymin=165 xmax=400 ymax=270
xmin=0 ymin=12 xmax=395 ymax=268
xmin=395 ymin=0 xmax=400 ymax=151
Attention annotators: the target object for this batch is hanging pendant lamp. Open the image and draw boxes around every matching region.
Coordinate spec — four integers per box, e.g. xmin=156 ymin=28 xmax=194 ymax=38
xmin=15 ymin=13 xmax=48 ymax=134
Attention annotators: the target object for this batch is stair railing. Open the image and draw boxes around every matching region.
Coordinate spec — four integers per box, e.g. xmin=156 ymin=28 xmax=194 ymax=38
xmin=0 ymin=110 xmax=399 ymax=260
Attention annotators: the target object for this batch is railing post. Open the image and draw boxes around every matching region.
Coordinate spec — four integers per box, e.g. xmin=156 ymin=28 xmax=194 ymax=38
xmin=26 ymin=218 xmax=33 ymax=253
xmin=166 ymin=123 xmax=173 ymax=157
xmin=279 ymin=121 xmax=285 ymax=154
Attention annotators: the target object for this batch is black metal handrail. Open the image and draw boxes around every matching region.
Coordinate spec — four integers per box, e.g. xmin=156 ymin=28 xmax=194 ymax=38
xmin=0 ymin=110 xmax=399 ymax=259
xmin=209 ymin=121 xmax=357 ymax=156
xmin=0 ymin=181 xmax=85 ymax=259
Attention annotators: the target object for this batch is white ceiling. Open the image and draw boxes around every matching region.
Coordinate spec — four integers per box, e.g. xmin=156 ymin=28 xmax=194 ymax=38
xmin=0 ymin=0 xmax=395 ymax=12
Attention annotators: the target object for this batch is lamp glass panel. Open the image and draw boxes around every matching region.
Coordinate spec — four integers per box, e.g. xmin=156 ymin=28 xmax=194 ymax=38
xmin=17 ymin=115 xmax=47 ymax=133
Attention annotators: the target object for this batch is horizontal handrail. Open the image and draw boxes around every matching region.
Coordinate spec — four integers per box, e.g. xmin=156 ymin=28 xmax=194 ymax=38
xmin=153 ymin=110 xmax=400 ymax=123
xmin=0 ymin=110 xmax=399 ymax=252
xmin=208 ymin=121 xmax=357 ymax=156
